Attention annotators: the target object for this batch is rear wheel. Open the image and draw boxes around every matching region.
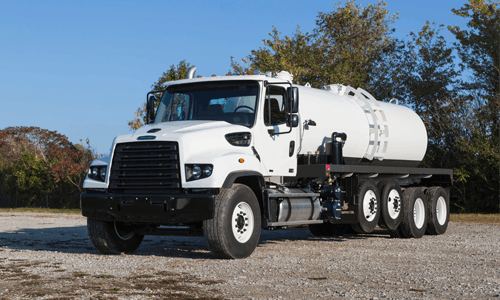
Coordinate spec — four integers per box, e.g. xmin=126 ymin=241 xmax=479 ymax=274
xmin=387 ymin=226 xmax=405 ymax=238
xmin=425 ymin=187 xmax=449 ymax=235
xmin=352 ymin=180 xmax=380 ymax=234
xmin=377 ymin=179 xmax=403 ymax=230
xmin=87 ymin=218 xmax=144 ymax=254
xmin=203 ymin=184 xmax=261 ymax=259
xmin=400 ymin=188 xmax=427 ymax=238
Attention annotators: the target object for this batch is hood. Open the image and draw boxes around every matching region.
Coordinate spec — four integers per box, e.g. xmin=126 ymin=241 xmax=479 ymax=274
xmin=120 ymin=121 xmax=254 ymax=162
xmin=132 ymin=120 xmax=250 ymax=138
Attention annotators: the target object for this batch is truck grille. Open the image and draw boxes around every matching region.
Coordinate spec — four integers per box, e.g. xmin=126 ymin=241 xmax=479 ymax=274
xmin=109 ymin=141 xmax=181 ymax=194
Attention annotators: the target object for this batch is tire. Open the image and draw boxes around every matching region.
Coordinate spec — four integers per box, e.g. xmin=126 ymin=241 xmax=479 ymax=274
xmin=352 ymin=180 xmax=380 ymax=234
xmin=387 ymin=226 xmax=405 ymax=238
xmin=309 ymin=223 xmax=348 ymax=237
xmin=377 ymin=179 xmax=403 ymax=230
xmin=425 ymin=186 xmax=449 ymax=235
xmin=203 ymin=184 xmax=261 ymax=259
xmin=87 ymin=218 xmax=144 ymax=254
xmin=400 ymin=187 xmax=428 ymax=238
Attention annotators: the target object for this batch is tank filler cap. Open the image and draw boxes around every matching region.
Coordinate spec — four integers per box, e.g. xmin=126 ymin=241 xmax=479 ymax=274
xmin=275 ymin=71 xmax=293 ymax=82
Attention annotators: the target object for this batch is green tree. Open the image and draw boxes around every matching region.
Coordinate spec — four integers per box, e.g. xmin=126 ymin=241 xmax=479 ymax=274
xmin=4 ymin=152 xmax=54 ymax=206
xmin=385 ymin=22 xmax=461 ymax=172
xmin=231 ymin=1 xmax=398 ymax=89
xmin=128 ymin=60 xmax=193 ymax=130
xmin=0 ymin=127 xmax=96 ymax=207
xmin=448 ymin=0 xmax=500 ymax=212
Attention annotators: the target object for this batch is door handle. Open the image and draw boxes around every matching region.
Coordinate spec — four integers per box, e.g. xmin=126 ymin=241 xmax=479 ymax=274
xmin=289 ymin=141 xmax=295 ymax=157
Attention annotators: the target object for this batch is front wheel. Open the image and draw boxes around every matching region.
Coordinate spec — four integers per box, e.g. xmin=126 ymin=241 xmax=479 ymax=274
xmin=203 ymin=184 xmax=261 ymax=259
xmin=87 ymin=218 xmax=144 ymax=254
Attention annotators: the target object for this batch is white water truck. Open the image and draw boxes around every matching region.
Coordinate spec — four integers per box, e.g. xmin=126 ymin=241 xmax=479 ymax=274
xmin=81 ymin=68 xmax=452 ymax=259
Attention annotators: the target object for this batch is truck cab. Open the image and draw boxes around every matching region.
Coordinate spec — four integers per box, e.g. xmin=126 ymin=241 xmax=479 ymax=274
xmin=82 ymin=71 xmax=303 ymax=258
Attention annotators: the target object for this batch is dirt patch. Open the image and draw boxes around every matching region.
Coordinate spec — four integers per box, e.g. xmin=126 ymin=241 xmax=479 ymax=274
xmin=0 ymin=259 xmax=222 ymax=299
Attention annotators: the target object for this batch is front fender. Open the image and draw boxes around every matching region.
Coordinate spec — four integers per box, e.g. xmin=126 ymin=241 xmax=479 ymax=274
xmin=182 ymin=152 xmax=264 ymax=188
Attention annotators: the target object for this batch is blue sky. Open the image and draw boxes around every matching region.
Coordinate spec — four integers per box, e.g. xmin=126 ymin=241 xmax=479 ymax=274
xmin=0 ymin=0 xmax=468 ymax=154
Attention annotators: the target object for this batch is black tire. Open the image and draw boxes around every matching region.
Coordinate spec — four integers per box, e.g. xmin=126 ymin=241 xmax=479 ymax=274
xmin=87 ymin=218 xmax=144 ymax=254
xmin=387 ymin=226 xmax=405 ymax=238
xmin=203 ymin=184 xmax=261 ymax=259
xmin=400 ymin=188 xmax=428 ymax=238
xmin=377 ymin=179 xmax=403 ymax=230
xmin=309 ymin=223 xmax=348 ymax=237
xmin=352 ymin=180 xmax=380 ymax=234
xmin=425 ymin=186 xmax=449 ymax=235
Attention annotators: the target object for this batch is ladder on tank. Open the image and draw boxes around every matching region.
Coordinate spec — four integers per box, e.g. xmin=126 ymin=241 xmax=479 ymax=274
xmin=323 ymin=84 xmax=389 ymax=161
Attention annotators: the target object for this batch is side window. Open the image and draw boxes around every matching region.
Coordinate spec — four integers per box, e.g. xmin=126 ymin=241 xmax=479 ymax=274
xmin=264 ymin=86 xmax=286 ymax=126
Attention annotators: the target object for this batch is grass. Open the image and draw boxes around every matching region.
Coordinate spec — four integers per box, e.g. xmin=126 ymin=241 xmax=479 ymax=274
xmin=450 ymin=214 xmax=500 ymax=225
xmin=0 ymin=207 xmax=80 ymax=214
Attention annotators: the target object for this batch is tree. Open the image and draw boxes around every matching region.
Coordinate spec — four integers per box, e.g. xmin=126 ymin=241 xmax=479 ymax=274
xmin=231 ymin=1 xmax=398 ymax=89
xmin=448 ymin=0 xmax=500 ymax=212
xmin=0 ymin=127 xmax=96 ymax=206
xmin=385 ymin=22 xmax=461 ymax=172
xmin=128 ymin=60 xmax=194 ymax=130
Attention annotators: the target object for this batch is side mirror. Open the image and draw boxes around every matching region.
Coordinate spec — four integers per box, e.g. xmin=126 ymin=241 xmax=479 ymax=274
xmin=287 ymin=87 xmax=299 ymax=113
xmin=146 ymin=96 xmax=156 ymax=124
xmin=286 ymin=115 xmax=299 ymax=128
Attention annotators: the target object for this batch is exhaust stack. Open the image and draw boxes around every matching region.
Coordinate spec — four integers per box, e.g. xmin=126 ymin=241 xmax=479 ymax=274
xmin=186 ymin=66 xmax=196 ymax=79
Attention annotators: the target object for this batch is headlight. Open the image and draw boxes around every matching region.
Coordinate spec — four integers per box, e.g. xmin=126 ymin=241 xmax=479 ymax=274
xmin=185 ymin=164 xmax=213 ymax=181
xmin=99 ymin=167 xmax=107 ymax=180
xmin=89 ymin=165 xmax=107 ymax=182
xmin=92 ymin=167 xmax=99 ymax=178
xmin=192 ymin=166 xmax=202 ymax=180
xmin=203 ymin=165 xmax=213 ymax=177
xmin=225 ymin=132 xmax=251 ymax=147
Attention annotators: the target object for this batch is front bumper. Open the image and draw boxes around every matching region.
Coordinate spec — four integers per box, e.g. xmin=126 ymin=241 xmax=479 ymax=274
xmin=81 ymin=193 xmax=215 ymax=224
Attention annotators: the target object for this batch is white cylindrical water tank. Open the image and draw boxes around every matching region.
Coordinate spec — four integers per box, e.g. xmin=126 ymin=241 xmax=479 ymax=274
xmin=297 ymin=84 xmax=427 ymax=167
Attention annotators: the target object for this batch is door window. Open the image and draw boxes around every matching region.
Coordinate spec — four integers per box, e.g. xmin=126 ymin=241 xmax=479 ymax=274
xmin=264 ymin=86 xmax=286 ymax=126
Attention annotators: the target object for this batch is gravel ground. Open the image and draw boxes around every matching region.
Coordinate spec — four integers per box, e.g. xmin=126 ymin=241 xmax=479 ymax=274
xmin=0 ymin=212 xmax=499 ymax=299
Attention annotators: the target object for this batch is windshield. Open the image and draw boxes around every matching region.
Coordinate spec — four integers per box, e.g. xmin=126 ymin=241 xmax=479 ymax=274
xmin=154 ymin=81 xmax=259 ymax=127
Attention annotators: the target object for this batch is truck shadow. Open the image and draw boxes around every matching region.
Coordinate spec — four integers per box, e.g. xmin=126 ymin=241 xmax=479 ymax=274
xmin=0 ymin=226 xmax=213 ymax=259
xmin=0 ymin=226 xmax=390 ymax=260
xmin=258 ymin=228 xmax=391 ymax=245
